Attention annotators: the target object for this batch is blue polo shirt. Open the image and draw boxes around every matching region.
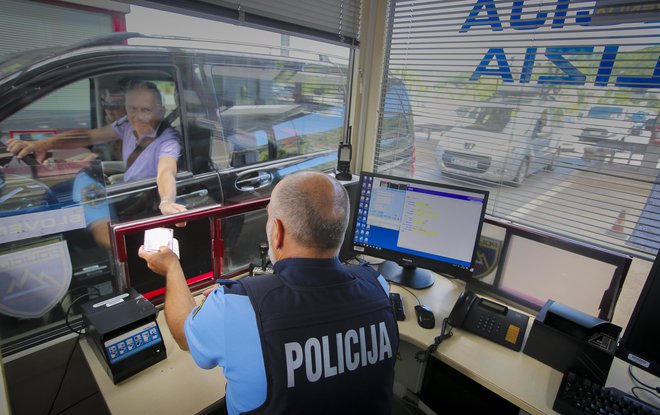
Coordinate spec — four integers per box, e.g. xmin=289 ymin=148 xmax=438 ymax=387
xmin=183 ymin=257 xmax=391 ymax=415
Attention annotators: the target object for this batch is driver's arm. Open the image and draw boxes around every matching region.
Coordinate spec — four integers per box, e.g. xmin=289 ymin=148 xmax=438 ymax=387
xmin=156 ymin=155 xmax=186 ymax=216
xmin=8 ymin=125 xmax=118 ymax=159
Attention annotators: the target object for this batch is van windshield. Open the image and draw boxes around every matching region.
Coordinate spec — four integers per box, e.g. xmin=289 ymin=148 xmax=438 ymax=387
xmin=470 ymin=107 xmax=512 ymax=132
xmin=586 ymin=106 xmax=623 ymax=119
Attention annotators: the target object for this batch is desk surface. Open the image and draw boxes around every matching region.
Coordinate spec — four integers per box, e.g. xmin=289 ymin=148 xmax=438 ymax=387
xmin=80 ymin=272 xmax=659 ymax=415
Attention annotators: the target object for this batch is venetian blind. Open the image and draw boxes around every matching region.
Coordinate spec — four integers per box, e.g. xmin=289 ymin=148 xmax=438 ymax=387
xmin=376 ymin=0 xmax=660 ymax=259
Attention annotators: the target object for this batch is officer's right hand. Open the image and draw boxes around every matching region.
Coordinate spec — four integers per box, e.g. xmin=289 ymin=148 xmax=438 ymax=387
xmin=138 ymin=245 xmax=182 ymax=277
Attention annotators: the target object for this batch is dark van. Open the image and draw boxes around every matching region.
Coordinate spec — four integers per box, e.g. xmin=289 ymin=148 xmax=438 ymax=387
xmin=0 ymin=33 xmax=414 ymax=353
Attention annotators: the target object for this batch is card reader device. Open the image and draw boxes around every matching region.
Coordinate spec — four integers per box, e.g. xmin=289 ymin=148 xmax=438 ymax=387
xmin=82 ymin=288 xmax=166 ymax=384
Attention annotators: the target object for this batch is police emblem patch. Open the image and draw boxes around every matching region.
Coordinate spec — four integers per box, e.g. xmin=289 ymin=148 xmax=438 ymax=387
xmin=472 ymin=235 xmax=502 ymax=280
xmin=81 ymin=182 xmax=106 ymax=206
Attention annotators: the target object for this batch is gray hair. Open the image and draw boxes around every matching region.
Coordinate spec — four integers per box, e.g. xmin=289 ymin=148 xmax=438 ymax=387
xmin=271 ymin=171 xmax=349 ymax=250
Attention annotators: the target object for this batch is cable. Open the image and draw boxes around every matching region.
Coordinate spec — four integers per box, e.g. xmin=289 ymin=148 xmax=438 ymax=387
xmin=52 ymin=391 xmax=103 ymax=415
xmin=628 ymin=364 xmax=660 ymax=393
xmin=64 ymin=288 xmax=100 ymax=335
xmin=414 ymin=317 xmax=453 ymax=363
xmin=47 ymin=333 xmax=82 ymax=415
xmin=631 ymin=386 xmax=660 ymax=404
xmin=388 ymin=282 xmax=422 ymax=305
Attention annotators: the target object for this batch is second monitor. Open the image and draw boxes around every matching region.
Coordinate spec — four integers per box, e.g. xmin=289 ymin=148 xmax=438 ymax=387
xmin=351 ymin=172 xmax=489 ymax=289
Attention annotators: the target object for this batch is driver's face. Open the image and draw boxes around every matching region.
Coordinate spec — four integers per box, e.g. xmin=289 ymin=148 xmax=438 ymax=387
xmin=125 ymin=88 xmax=163 ymax=137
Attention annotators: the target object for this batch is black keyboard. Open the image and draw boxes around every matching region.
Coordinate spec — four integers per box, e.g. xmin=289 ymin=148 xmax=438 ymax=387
xmin=389 ymin=292 xmax=405 ymax=321
xmin=553 ymin=371 xmax=660 ymax=415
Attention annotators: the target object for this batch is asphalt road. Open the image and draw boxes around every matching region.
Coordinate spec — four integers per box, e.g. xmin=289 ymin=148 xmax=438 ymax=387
xmin=410 ymin=132 xmax=656 ymax=256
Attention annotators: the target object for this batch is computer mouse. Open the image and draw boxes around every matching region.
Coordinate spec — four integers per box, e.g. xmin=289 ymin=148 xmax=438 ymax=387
xmin=414 ymin=304 xmax=435 ymax=329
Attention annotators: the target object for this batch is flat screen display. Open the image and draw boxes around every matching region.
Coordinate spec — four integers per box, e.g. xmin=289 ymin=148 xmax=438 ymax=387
xmin=471 ymin=218 xmax=632 ymax=321
xmin=616 ymin=250 xmax=660 ymax=378
xmin=351 ymin=172 xmax=489 ymax=288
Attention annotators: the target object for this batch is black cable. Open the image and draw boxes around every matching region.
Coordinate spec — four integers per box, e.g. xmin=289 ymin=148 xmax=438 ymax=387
xmin=631 ymin=386 xmax=660 ymax=405
xmin=52 ymin=390 xmax=103 ymax=415
xmin=47 ymin=288 xmax=102 ymax=415
xmin=390 ymin=282 xmax=422 ymax=305
xmin=415 ymin=317 xmax=453 ymax=363
xmin=64 ymin=289 xmax=100 ymax=335
xmin=47 ymin=333 xmax=81 ymax=415
xmin=628 ymin=364 xmax=660 ymax=393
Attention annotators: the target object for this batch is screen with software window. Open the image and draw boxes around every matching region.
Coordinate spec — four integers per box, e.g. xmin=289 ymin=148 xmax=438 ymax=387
xmin=351 ymin=172 xmax=488 ymax=289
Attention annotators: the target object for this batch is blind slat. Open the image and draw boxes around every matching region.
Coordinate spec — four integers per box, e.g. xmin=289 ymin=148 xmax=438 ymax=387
xmin=375 ymin=0 xmax=660 ymax=259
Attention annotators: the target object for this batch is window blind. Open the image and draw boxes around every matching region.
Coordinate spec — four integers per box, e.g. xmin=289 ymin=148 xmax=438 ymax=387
xmin=0 ymin=0 xmax=114 ymax=58
xmin=376 ymin=0 xmax=660 ymax=259
xmin=127 ymin=0 xmax=362 ymax=46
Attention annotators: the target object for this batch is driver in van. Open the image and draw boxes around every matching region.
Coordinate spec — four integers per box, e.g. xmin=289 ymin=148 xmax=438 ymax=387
xmin=7 ymin=80 xmax=186 ymax=216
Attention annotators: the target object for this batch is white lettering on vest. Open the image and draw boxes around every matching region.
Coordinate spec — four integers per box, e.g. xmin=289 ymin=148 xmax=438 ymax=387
xmin=284 ymin=322 xmax=392 ymax=388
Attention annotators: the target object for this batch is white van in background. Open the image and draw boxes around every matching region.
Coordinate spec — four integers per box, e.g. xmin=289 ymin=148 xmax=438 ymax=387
xmin=435 ymin=91 xmax=560 ymax=186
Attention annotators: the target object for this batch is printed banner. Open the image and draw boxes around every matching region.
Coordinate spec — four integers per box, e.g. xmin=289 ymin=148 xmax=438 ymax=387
xmin=0 ymin=240 xmax=72 ymax=318
xmin=0 ymin=205 xmax=85 ymax=244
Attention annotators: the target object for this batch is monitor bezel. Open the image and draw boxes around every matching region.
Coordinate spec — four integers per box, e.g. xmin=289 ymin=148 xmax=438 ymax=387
xmin=615 ymin=249 xmax=660 ymax=378
xmin=350 ymin=171 xmax=489 ymax=281
xmin=467 ymin=217 xmax=632 ymax=321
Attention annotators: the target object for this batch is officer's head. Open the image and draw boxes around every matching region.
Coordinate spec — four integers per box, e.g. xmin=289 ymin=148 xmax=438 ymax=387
xmin=267 ymin=171 xmax=349 ymax=264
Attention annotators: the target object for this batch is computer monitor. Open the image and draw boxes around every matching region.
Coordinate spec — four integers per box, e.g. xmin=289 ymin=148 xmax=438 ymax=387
xmin=616 ymin=249 xmax=660 ymax=378
xmin=471 ymin=218 xmax=632 ymax=321
xmin=351 ymin=172 xmax=489 ymax=289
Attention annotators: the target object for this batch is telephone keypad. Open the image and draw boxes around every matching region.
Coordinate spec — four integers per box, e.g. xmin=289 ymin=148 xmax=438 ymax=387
xmin=476 ymin=315 xmax=503 ymax=334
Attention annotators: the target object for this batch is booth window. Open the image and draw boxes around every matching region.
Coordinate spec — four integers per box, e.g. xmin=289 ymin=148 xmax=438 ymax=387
xmin=376 ymin=0 xmax=660 ymax=260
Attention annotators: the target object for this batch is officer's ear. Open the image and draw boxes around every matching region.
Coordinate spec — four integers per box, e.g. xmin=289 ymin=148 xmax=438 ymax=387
xmin=272 ymin=218 xmax=285 ymax=250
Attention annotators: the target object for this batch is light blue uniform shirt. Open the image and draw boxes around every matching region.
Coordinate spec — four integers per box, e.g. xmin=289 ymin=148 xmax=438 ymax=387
xmin=184 ymin=284 xmax=266 ymax=415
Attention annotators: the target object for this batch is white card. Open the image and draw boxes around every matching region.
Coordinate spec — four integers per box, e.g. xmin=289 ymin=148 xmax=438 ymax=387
xmin=144 ymin=227 xmax=173 ymax=252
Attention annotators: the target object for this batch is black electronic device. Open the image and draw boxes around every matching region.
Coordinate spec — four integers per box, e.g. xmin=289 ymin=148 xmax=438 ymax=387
xmin=415 ymin=304 xmax=435 ymax=329
xmin=82 ymin=288 xmax=166 ymax=384
xmin=523 ymin=299 xmax=621 ymax=385
xmin=389 ymin=292 xmax=405 ymax=321
xmin=350 ymin=171 xmax=489 ymax=289
xmin=249 ymin=241 xmax=274 ymax=275
xmin=615 ymin=249 xmax=660 ymax=379
xmin=335 ymin=142 xmax=352 ymax=181
xmin=470 ymin=218 xmax=632 ymax=321
xmin=448 ymin=290 xmax=528 ymax=351
xmin=553 ymin=370 xmax=660 ymax=415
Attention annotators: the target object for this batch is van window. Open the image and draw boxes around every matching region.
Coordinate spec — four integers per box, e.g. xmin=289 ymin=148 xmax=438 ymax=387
xmin=208 ymin=60 xmax=346 ymax=167
xmin=0 ymin=73 xmax=184 ymax=353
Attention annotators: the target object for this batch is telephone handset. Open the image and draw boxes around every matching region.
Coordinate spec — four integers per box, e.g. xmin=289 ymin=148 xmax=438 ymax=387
xmin=447 ymin=290 xmax=529 ymax=351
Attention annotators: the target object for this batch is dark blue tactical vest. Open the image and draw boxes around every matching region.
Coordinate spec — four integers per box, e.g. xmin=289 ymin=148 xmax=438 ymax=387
xmin=239 ymin=261 xmax=399 ymax=415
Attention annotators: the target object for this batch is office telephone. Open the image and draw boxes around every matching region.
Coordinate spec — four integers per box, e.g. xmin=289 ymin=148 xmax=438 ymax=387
xmin=448 ymin=290 xmax=529 ymax=351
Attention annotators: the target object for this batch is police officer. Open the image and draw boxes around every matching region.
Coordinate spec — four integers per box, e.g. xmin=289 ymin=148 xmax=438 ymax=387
xmin=139 ymin=171 xmax=399 ymax=414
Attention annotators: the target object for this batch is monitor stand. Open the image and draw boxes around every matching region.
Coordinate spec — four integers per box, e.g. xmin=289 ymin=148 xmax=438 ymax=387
xmin=378 ymin=261 xmax=435 ymax=289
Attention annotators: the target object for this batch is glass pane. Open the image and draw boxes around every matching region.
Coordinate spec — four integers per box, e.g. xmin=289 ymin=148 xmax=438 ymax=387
xmin=210 ymin=57 xmax=348 ymax=167
xmin=377 ymin=0 xmax=660 ymax=260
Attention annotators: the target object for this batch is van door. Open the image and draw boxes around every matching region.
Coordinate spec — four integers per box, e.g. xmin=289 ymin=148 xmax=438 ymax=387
xmin=529 ymin=109 xmax=556 ymax=172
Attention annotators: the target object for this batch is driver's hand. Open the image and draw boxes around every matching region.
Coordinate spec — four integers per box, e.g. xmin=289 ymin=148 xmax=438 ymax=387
xmin=7 ymin=139 xmax=41 ymax=160
xmin=159 ymin=201 xmax=187 ymax=227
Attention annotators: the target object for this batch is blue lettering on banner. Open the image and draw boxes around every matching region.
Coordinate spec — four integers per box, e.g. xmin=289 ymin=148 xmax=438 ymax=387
xmin=460 ymin=0 xmax=660 ymax=89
